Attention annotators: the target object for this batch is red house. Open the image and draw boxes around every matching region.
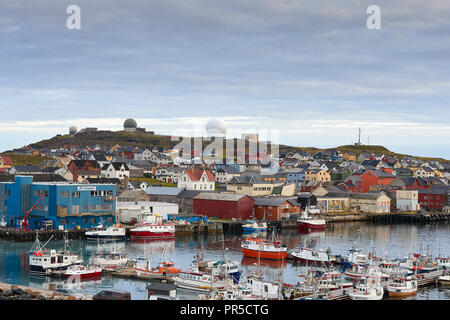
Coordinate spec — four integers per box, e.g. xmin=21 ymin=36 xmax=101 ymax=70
xmin=359 ymin=169 xmax=395 ymax=193
xmin=403 ymin=177 xmax=431 ymax=190
xmin=417 ymin=188 xmax=447 ymax=211
xmin=68 ymin=160 xmax=101 ymax=182
xmin=193 ymin=193 xmax=254 ymax=220
xmin=253 ymin=198 xmax=301 ymax=221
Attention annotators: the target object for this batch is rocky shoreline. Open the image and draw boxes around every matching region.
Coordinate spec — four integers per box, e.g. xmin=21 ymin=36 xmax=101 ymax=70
xmin=0 ymin=283 xmax=91 ymax=300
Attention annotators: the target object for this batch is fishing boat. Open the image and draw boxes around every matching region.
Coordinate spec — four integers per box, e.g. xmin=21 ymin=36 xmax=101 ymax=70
xmin=88 ymin=239 xmax=129 ymax=271
xmin=172 ymin=252 xmax=240 ymax=292
xmin=199 ymin=282 xmax=255 ymax=300
xmin=349 ymin=275 xmax=384 ymax=300
xmin=135 ymin=248 xmax=181 ymax=278
xmin=344 ymin=263 xmax=389 ymax=283
xmin=437 ymin=271 xmax=450 ymax=286
xmin=291 ymin=247 xmax=335 ymax=266
xmin=172 ymin=269 xmax=230 ymax=292
xmin=297 ymin=205 xmax=325 ymax=233
xmin=28 ymin=231 xmax=83 ymax=274
xmin=402 ymin=253 xmax=439 ymax=275
xmin=242 ymin=219 xmax=267 ymax=233
xmin=65 ymin=265 xmax=103 ymax=280
xmin=84 ymin=220 xmax=126 ymax=241
xmin=130 ymin=221 xmax=175 ymax=240
xmin=387 ymin=274 xmax=417 ymax=297
xmin=436 ymin=256 xmax=450 ymax=269
xmin=0 ymin=215 xmax=6 ymax=227
xmin=241 ymin=228 xmax=287 ymax=260
xmin=341 ymin=246 xmax=372 ymax=268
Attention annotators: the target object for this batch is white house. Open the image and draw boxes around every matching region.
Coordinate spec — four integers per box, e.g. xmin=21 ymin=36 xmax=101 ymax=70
xmin=117 ymin=201 xmax=179 ymax=223
xmin=134 ymin=148 xmax=153 ymax=161
xmin=177 ymin=169 xmax=215 ymax=191
xmin=215 ymin=166 xmax=240 ymax=183
xmin=101 ymin=162 xmax=130 ymax=180
xmin=150 ymin=153 xmax=172 ymax=165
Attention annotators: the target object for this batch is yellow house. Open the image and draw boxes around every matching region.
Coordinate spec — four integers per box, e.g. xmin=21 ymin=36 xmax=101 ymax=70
xmin=343 ymin=153 xmax=356 ymax=161
xmin=434 ymin=169 xmax=444 ymax=177
xmin=305 ymin=169 xmax=331 ymax=183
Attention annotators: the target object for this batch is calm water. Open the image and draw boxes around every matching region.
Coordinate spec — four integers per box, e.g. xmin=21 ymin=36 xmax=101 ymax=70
xmin=0 ymin=221 xmax=449 ymax=300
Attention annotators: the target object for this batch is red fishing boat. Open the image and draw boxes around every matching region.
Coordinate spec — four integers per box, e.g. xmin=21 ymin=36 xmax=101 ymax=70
xmin=241 ymin=229 xmax=287 ymax=260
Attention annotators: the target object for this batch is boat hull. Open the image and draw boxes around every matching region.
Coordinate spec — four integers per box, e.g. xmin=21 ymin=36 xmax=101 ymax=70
xmin=387 ymin=289 xmax=417 ymax=297
xmin=85 ymin=235 xmax=126 ymax=241
xmin=297 ymin=222 xmax=325 ymax=232
xmin=292 ymin=256 xmax=333 ymax=266
xmin=241 ymin=247 xmax=287 ymax=260
xmin=65 ymin=271 xmax=102 ymax=280
xmin=130 ymin=231 xmax=175 ymax=239
xmin=242 ymin=227 xmax=267 ymax=233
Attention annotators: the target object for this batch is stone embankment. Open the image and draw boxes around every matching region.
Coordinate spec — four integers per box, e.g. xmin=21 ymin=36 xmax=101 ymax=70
xmin=0 ymin=282 xmax=91 ymax=300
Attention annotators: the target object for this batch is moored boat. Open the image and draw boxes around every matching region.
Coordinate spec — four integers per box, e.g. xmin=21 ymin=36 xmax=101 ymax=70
xmin=387 ymin=275 xmax=417 ymax=297
xmin=130 ymin=222 xmax=175 ymax=240
xmin=28 ymin=231 xmax=83 ymax=274
xmin=437 ymin=274 xmax=450 ymax=286
xmin=297 ymin=206 xmax=325 ymax=233
xmin=65 ymin=265 xmax=103 ymax=280
xmin=242 ymin=220 xmax=267 ymax=233
xmin=349 ymin=275 xmax=384 ymax=300
xmin=291 ymin=247 xmax=335 ymax=266
xmin=85 ymin=221 xmax=126 ymax=241
xmin=241 ymin=232 xmax=287 ymax=261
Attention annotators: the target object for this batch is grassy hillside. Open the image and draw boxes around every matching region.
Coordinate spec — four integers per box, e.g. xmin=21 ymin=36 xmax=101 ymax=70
xmin=0 ymin=152 xmax=53 ymax=166
xmin=6 ymin=130 xmax=449 ymax=164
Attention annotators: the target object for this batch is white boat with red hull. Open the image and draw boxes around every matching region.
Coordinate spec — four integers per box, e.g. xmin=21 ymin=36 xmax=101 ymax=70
xmin=65 ymin=265 xmax=103 ymax=280
xmin=297 ymin=206 xmax=325 ymax=233
xmin=130 ymin=222 xmax=175 ymax=239
xmin=130 ymin=222 xmax=175 ymax=240
xmin=291 ymin=247 xmax=336 ymax=266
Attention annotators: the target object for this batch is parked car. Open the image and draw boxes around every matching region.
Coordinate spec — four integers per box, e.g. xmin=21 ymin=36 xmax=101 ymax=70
xmin=92 ymin=289 xmax=131 ymax=300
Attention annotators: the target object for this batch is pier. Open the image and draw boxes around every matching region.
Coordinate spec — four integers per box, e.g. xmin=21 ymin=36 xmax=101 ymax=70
xmin=46 ymin=267 xmax=175 ymax=284
xmin=0 ymin=221 xmax=223 ymax=242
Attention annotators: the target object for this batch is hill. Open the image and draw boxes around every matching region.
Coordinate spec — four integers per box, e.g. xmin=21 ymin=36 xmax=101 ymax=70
xmin=2 ymin=130 xmax=449 ymax=164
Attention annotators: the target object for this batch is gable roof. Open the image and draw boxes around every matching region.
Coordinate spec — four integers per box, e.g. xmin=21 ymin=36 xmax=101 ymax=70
xmin=184 ymin=169 xmax=215 ymax=182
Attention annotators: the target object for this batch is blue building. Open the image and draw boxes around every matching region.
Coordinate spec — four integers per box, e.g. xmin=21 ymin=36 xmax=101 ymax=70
xmin=0 ymin=176 xmax=117 ymax=230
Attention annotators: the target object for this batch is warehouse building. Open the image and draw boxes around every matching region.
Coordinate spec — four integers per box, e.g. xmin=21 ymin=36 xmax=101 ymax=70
xmin=0 ymin=176 xmax=117 ymax=230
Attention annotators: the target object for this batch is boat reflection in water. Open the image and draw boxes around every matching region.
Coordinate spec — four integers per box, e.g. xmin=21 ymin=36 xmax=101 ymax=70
xmin=84 ymin=240 xmax=126 ymax=254
xmin=240 ymin=256 xmax=286 ymax=269
xmin=129 ymin=239 xmax=176 ymax=255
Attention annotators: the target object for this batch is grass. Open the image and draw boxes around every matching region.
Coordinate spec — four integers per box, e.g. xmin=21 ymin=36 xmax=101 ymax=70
xmin=129 ymin=176 xmax=178 ymax=187
xmin=0 ymin=152 xmax=53 ymax=166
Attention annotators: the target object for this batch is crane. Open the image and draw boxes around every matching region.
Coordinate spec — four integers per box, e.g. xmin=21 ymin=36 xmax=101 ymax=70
xmin=20 ymin=193 xmax=46 ymax=231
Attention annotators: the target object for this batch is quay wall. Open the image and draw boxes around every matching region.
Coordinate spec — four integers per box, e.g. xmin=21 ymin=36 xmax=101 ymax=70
xmin=0 ymin=222 xmax=223 ymax=242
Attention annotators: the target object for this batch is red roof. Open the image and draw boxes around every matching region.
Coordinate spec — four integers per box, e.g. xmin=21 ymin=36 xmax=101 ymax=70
xmin=185 ymin=169 xmax=215 ymax=182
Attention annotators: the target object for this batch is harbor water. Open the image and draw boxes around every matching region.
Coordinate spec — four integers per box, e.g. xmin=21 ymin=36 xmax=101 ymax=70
xmin=0 ymin=221 xmax=449 ymax=300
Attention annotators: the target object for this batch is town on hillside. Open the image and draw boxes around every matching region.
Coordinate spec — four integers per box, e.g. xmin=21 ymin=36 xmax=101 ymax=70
xmin=0 ymin=118 xmax=449 ymax=231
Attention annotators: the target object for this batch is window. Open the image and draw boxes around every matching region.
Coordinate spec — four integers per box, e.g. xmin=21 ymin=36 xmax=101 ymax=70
xmin=61 ymin=191 xmax=69 ymax=198
xmin=72 ymin=192 xmax=80 ymax=198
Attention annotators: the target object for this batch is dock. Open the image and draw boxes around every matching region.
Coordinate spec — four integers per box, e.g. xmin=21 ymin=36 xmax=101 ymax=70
xmin=0 ymin=221 xmax=223 ymax=242
xmin=0 ymin=227 xmax=85 ymax=242
xmin=47 ymin=266 xmax=175 ymax=283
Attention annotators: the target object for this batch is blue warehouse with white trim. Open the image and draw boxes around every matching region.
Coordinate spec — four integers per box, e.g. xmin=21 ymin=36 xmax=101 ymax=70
xmin=0 ymin=176 xmax=117 ymax=230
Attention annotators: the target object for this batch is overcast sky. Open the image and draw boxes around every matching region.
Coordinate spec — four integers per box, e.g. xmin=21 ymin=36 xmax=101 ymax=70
xmin=1 ymin=0 xmax=450 ymax=158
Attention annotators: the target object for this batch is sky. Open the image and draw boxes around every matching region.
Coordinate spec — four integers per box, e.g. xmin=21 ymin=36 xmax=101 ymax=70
xmin=1 ymin=0 xmax=450 ymax=159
